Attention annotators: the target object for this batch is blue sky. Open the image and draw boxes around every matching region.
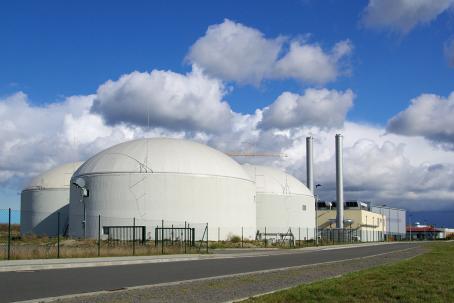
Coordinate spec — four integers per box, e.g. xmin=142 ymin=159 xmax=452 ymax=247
xmin=1 ymin=0 xmax=453 ymax=123
xmin=1 ymin=0 xmax=454 ymax=226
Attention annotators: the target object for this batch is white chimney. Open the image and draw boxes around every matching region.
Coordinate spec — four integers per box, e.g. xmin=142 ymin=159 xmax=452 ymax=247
xmin=335 ymin=134 xmax=344 ymax=229
xmin=306 ymin=136 xmax=314 ymax=193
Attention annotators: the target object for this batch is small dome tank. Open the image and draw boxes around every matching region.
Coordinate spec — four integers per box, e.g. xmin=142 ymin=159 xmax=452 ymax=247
xmin=21 ymin=161 xmax=84 ymax=236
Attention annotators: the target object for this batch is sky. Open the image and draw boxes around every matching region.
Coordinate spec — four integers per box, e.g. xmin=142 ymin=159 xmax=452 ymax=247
xmin=1 ymin=0 xmax=454 ymax=225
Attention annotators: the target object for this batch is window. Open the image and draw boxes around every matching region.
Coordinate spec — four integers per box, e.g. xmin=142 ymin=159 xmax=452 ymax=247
xmin=302 ymin=204 xmax=307 ymax=211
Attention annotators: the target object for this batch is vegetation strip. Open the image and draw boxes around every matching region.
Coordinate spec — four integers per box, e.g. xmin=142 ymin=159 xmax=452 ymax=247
xmin=240 ymin=242 xmax=454 ymax=303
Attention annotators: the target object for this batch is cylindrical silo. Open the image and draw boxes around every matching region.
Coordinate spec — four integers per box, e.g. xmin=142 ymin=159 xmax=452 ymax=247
xmin=20 ymin=162 xmax=84 ymax=236
xmin=68 ymin=138 xmax=256 ymax=241
xmin=242 ymin=164 xmax=315 ymax=238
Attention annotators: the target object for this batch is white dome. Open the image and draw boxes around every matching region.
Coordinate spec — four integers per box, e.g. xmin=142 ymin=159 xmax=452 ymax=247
xmin=75 ymin=138 xmax=251 ymax=181
xmin=25 ymin=162 xmax=84 ymax=190
xmin=242 ymin=164 xmax=313 ymax=196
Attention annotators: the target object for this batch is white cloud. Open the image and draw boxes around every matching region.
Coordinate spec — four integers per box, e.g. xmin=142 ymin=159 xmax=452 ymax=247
xmin=0 ymin=92 xmax=149 ymax=188
xmin=362 ymin=0 xmax=454 ymax=34
xmin=187 ymin=19 xmax=352 ymax=85
xmin=2 ymin=80 xmax=454 ymax=212
xmin=387 ymin=92 xmax=454 ymax=149
xmin=274 ymin=40 xmax=353 ymax=84
xmin=186 ymin=19 xmax=282 ymax=85
xmin=91 ymin=66 xmax=233 ymax=133
xmin=259 ymin=88 xmax=354 ymax=130
xmin=234 ymin=122 xmax=454 ymax=211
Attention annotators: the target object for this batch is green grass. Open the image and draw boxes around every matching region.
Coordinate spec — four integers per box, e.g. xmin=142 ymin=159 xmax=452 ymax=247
xmin=242 ymin=242 xmax=454 ymax=303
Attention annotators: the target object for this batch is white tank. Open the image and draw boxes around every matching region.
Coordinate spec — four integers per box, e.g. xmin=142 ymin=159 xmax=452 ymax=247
xmin=242 ymin=164 xmax=315 ymax=238
xmin=20 ymin=162 xmax=84 ymax=236
xmin=68 ymin=138 xmax=256 ymax=240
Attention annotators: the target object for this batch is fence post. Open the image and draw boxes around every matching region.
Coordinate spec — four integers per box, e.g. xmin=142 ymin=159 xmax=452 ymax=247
xmin=57 ymin=211 xmax=60 ymax=258
xmin=298 ymin=227 xmax=301 ymax=247
xmin=98 ymin=215 xmax=101 ymax=257
xmin=314 ymin=227 xmax=317 ymax=246
xmin=171 ymin=224 xmax=174 ymax=246
xmin=133 ymin=217 xmax=136 ymax=256
xmin=306 ymin=228 xmax=308 ymax=247
xmin=7 ymin=208 xmax=11 ymax=260
xmin=184 ymin=221 xmax=187 ymax=254
xmin=155 ymin=225 xmax=158 ymax=247
xmin=161 ymin=220 xmax=164 ymax=255
xmin=264 ymin=226 xmax=267 ymax=248
xmin=206 ymin=223 xmax=209 ymax=253
xmin=241 ymin=227 xmax=243 ymax=248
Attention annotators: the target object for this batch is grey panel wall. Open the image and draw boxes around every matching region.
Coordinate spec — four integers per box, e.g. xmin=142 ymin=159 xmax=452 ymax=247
xmin=371 ymin=206 xmax=406 ymax=236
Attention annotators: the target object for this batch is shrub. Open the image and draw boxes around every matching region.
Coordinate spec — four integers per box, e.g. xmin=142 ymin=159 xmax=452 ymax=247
xmin=228 ymin=234 xmax=241 ymax=243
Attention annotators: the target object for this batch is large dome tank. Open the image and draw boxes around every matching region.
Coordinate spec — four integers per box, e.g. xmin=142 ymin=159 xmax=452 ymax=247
xmin=20 ymin=161 xmax=84 ymax=236
xmin=242 ymin=164 xmax=315 ymax=238
xmin=68 ymin=138 xmax=256 ymax=240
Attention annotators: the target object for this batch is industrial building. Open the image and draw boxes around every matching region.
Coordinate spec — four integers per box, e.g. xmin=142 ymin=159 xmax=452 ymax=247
xmin=317 ymin=201 xmax=386 ymax=242
xmin=20 ymin=162 xmax=83 ymax=236
xmin=18 ymin=134 xmax=401 ymax=245
xmin=68 ymin=138 xmax=257 ymax=240
xmin=371 ymin=205 xmax=406 ymax=240
xmin=243 ymin=164 xmax=315 ymax=239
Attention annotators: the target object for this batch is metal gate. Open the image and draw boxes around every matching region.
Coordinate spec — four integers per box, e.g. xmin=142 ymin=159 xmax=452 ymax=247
xmin=103 ymin=226 xmax=146 ymax=244
xmin=155 ymin=227 xmax=195 ymax=246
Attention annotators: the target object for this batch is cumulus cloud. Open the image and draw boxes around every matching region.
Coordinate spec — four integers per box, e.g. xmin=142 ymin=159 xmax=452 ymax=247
xmin=259 ymin=88 xmax=354 ymax=130
xmin=361 ymin=0 xmax=454 ymax=33
xmin=312 ymin=136 xmax=454 ymax=211
xmin=387 ymin=92 xmax=454 ymax=149
xmin=91 ymin=66 xmax=233 ymax=133
xmin=2 ymin=72 xmax=454 ymax=212
xmin=274 ymin=40 xmax=353 ymax=84
xmin=186 ymin=19 xmax=283 ymax=85
xmin=237 ymin=122 xmax=454 ymax=211
xmin=0 ymin=92 xmax=160 ymax=187
xmin=187 ymin=19 xmax=352 ymax=85
xmin=2 ymin=89 xmax=454 ymax=211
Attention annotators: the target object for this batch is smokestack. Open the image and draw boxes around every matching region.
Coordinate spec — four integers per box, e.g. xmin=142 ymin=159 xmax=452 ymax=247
xmin=306 ymin=136 xmax=314 ymax=193
xmin=335 ymin=134 xmax=344 ymax=229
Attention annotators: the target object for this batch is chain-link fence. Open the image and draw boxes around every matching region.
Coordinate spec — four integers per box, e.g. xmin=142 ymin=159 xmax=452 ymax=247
xmin=0 ymin=208 xmax=209 ymax=260
xmin=1 ymin=208 xmax=413 ymax=260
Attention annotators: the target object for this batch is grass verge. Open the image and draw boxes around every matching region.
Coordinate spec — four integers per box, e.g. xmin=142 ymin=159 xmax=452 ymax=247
xmin=242 ymin=242 xmax=454 ymax=303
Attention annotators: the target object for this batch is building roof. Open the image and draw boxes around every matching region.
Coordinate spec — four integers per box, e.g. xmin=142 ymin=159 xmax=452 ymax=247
xmin=24 ymin=162 xmax=84 ymax=190
xmin=406 ymin=226 xmax=442 ymax=232
xmin=74 ymin=138 xmax=252 ymax=181
xmin=242 ymin=164 xmax=313 ymax=196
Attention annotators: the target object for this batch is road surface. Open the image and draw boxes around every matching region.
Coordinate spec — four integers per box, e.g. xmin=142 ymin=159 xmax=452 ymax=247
xmin=0 ymin=242 xmax=420 ymax=302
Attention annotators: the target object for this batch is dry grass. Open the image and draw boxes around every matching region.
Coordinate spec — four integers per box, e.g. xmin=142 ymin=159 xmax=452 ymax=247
xmin=0 ymin=236 xmax=205 ymax=260
xmin=0 ymin=222 xmax=209 ymax=260
xmin=6 ymin=243 xmax=201 ymax=259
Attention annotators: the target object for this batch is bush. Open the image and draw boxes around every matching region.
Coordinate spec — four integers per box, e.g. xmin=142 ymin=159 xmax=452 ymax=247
xmin=228 ymin=234 xmax=241 ymax=243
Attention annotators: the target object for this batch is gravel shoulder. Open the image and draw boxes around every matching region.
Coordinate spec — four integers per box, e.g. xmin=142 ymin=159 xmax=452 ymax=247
xmin=43 ymin=244 xmax=426 ymax=303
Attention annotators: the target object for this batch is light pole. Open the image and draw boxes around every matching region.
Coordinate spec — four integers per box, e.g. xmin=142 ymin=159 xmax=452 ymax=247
xmin=315 ymin=184 xmax=322 ymax=245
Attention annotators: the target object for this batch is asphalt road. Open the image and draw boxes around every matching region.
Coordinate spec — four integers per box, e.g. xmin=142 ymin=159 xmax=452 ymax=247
xmin=1 ymin=242 xmax=420 ymax=303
